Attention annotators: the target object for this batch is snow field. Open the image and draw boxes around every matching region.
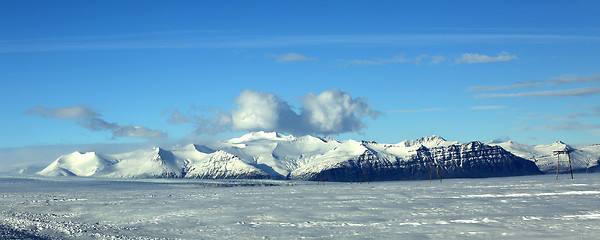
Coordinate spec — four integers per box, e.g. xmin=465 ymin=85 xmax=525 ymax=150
xmin=1 ymin=173 xmax=599 ymax=239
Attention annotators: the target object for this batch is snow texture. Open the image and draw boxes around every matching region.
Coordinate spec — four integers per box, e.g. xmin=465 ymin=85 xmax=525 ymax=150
xmin=37 ymin=132 xmax=550 ymax=181
xmin=1 ymin=174 xmax=599 ymax=239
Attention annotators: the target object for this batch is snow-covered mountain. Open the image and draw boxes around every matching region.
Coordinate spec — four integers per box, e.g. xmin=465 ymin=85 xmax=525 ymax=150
xmin=38 ymin=131 xmax=598 ymax=181
xmin=489 ymin=141 xmax=600 ymax=173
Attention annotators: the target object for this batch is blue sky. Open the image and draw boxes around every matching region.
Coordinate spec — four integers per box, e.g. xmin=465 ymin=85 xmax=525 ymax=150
xmin=1 ymin=0 xmax=600 ymax=157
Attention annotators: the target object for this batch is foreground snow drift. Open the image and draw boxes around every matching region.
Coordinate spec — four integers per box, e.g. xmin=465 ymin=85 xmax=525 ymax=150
xmin=1 ymin=174 xmax=600 ymax=239
xmin=38 ymin=132 xmax=545 ymax=181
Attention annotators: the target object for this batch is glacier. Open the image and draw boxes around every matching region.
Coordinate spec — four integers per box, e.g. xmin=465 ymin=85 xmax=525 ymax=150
xmin=35 ymin=132 xmax=600 ymax=181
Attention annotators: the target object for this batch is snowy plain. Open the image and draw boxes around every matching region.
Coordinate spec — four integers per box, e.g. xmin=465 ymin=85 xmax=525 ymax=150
xmin=1 ymin=173 xmax=599 ymax=239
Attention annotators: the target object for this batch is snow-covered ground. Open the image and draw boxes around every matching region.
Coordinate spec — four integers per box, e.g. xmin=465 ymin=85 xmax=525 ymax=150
xmin=1 ymin=174 xmax=599 ymax=239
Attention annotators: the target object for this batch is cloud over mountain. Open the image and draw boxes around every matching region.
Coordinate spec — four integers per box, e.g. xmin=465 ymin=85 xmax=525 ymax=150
xmin=300 ymin=89 xmax=379 ymax=134
xmin=231 ymin=89 xmax=300 ymax=132
xmin=177 ymin=89 xmax=379 ymax=136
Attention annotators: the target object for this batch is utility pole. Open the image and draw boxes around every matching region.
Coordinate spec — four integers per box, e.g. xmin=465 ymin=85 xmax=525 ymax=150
xmin=429 ymin=163 xmax=442 ymax=183
xmin=553 ymin=150 xmax=574 ymax=180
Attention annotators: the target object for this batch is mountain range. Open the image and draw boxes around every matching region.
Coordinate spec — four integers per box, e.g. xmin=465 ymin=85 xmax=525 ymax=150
xmin=37 ymin=132 xmax=600 ymax=181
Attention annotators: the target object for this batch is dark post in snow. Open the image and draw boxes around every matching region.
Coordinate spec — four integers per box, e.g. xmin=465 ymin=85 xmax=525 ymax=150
xmin=317 ymin=173 xmax=325 ymax=185
xmin=360 ymin=171 xmax=370 ymax=184
xmin=429 ymin=163 xmax=442 ymax=183
xmin=554 ymin=150 xmax=574 ymax=180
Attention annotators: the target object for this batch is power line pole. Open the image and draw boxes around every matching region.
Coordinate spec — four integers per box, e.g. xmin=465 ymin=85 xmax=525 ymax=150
xmin=429 ymin=163 xmax=442 ymax=183
xmin=554 ymin=150 xmax=573 ymax=180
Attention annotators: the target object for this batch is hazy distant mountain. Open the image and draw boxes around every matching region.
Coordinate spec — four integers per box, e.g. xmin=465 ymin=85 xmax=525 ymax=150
xmin=489 ymin=141 xmax=600 ymax=173
xmin=37 ymin=131 xmax=600 ymax=181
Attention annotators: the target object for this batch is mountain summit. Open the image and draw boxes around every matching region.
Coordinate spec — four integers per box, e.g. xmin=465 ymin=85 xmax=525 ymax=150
xmin=38 ymin=132 xmax=599 ymax=181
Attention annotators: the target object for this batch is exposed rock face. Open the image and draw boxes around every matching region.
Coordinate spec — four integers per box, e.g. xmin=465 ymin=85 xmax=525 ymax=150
xmin=185 ymin=151 xmax=271 ymax=179
xmin=290 ymin=141 xmax=541 ymax=181
xmin=38 ymin=132 xmax=550 ymax=181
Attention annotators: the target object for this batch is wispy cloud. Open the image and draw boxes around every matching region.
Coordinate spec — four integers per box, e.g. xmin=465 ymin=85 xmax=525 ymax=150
xmin=266 ymin=53 xmax=316 ymax=62
xmin=347 ymin=52 xmax=518 ymax=67
xmin=26 ymin=105 xmax=166 ymax=139
xmin=549 ymin=74 xmax=600 ymax=85
xmin=345 ymin=55 xmax=407 ymax=66
xmin=538 ymin=121 xmax=600 ymax=130
xmin=467 ymin=73 xmax=600 ymax=93
xmin=513 ymin=126 xmax=531 ymax=131
xmin=541 ymin=112 xmax=592 ymax=120
xmin=429 ymin=55 xmax=446 ymax=65
xmin=590 ymin=105 xmax=600 ymax=116
xmin=345 ymin=59 xmax=380 ymax=66
xmin=489 ymin=136 xmax=511 ymax=143
xmin=382 ymin=55 xmax=409 ymax=63
xmin=455 ymin=51 xmax=517 ymax=64
xmin=470 ymin=106 xmax=507 ymax=110
xmin=414 ymin=54 xmax=428 ymax=65
xmin=3 ymin=33 xmax=598 ymax=53
xmin=164 ymin=109 xmax=189 ymax=125
xmin=345 ymin=54 xmax=441 ymax=67
xmin=25 ymin=105 xmax=99 ymax=120
xmin=467 ymin=80 xmax=544 ymax=92
xmin=474 ymin=87 xmax=600 ymax=98
xmin=387 ymin=108 xmax=444 ymax=113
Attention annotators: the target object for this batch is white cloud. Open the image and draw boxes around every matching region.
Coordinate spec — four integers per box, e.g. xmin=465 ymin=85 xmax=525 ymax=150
xmin=456 ymin=51 xmax=517 ymax=64
xmin=231 ymin=89 xmax=300 ymax=132
xmin=414 ymin=54 xmax=428 ymax=65
xmin=4 ymin=33 xmax=596 ymax=53
xmin=470 ymin=106 xmax=507 ymax=110
xmin=513 ymin=126 xmax=531 ymax=131
xmin=344 ymin=54 xmax=447 ymax=67
xmin=346 ymin=59 xmax=380 ymax=66
xmin=538 ymin=121 xmax=600 ymax=131
xmin=165 ymin=109 xmax=189 ymax=125
xmin=301 ymin=89 xmax=379 ymax=134
xmin=590 ymin=105 xmax=600 ymax=116
xmin=467 ymin=80 xmax=544 ymax=92
xmin=430 ymin=55 xmax=446 ymax=65
xmin=549 ymin=74 xmax=600 ymax=85
xmin=193 ymin=109 xmax=232 ymax=135
xmin=541 ymin=112 xmax=592 ymax=120
xmin=27 ymin=105 xmax=166 ymax=139
xmin=76 ymin=118 xmax=118 ymax=131
xmin=112 ymin=125 xmax=166 ymax=139
xmin=267 ymin=53 xmax=316 ymax=62
xmin=26 ymin=105 xmax=99 ymax=120
xmin=468 ymin=74 xmax=600 ymax=93
xmin=474 ymin=87 xmax=600 ymax=98
xmin=489 ymin=136 xmax=511 ymax=143
xmin=186 ymin=89 xmax=379 ymax=135
xmin=382 ymin=55 xmax=409 ymax=63
xmin=345 ymin=54 xmax=421 ymax=67
xmin=76 ymin=118 xmax=165 ymax=139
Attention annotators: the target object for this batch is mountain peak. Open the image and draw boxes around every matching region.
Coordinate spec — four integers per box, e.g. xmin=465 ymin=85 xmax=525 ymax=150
xmin=400 ymin=135 xmax=447 ymax=147
xmin=228 ymin=131 xmax=294 ymax=143
xmin=178 ymin=143 xmax=215 ymax=153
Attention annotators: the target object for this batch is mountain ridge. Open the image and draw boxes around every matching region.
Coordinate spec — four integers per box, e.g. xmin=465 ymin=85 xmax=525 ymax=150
xmin=36 ymin=132 xmax=599 ymax=181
